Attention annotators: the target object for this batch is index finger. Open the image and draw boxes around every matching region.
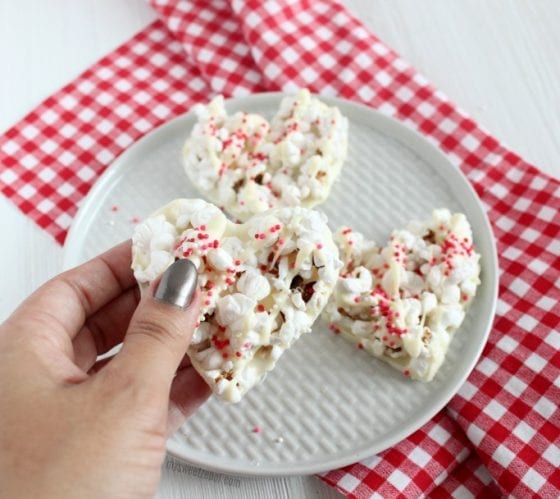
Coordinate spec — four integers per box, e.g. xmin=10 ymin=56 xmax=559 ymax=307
xmin=11 ymin=240 xmax=136 ymax=339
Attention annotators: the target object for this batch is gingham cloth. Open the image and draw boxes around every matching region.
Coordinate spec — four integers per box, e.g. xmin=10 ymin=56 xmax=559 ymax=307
xmin=1 ymin=1 xmax=558 ymax=496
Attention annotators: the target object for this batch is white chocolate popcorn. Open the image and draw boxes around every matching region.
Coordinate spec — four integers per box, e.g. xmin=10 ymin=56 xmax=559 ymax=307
xmin=132 ymin=198 xmax=341 ymax=402
xmin=322 ymin=209 xmax=481 ymax=382
xmin=183 ymin=89 xmax=349 ymax=221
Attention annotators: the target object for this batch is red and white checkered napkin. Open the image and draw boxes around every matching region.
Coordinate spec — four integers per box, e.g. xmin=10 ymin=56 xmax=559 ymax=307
xmin=1 ymin=0 xmax=558 ymax=496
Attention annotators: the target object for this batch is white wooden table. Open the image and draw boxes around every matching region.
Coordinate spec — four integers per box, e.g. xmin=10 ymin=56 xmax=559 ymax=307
xmin=1 ymin=1 xmax=558 ymax=497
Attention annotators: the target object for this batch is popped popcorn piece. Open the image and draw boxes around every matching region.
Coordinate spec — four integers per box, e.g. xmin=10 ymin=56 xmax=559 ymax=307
xmin=322 ymin=209 xmax=481 ymax=381
xmin=132 ymin=198 xmax=341 ymax=402
xmin=183 ymin=89 xmax=349 ymax=221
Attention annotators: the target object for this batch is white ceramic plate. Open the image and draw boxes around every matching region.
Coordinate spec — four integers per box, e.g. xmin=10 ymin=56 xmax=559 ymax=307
xmin=63 ymin=93 xmax=498 ymax=476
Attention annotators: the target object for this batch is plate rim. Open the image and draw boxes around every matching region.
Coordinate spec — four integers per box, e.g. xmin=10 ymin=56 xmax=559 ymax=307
xmin=63 ymin=91 xmax=498 ymax=476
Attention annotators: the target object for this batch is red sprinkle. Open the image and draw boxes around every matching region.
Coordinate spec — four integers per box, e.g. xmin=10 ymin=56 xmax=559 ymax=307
xmin=357 ymin=343 xmax=364 ymax=349
xmin=252 ymin=426 xmax=261 ymax=434
xmin=257 ymin=304 xmax=266 ymax=312
xmin=329 ymin=324 xmax=340 ymax=334
xmin=403 ymin=369 xmax=411 ymax=377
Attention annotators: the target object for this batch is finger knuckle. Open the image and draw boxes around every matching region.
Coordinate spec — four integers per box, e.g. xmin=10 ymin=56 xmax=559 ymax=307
xmin=132 ymin=315 xmax=184 ymax=347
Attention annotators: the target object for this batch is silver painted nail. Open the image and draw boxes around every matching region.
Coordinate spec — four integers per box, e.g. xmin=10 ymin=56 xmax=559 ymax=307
xmin=154 ymin=259 xmax=197 ymax=309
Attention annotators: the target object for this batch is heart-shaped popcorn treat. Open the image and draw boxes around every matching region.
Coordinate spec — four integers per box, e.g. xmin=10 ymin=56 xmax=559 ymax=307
xmin=182 ymin=89 xmax=349 ymax=221
xmin=322 ymin=209 xmax=481 ymax=381
xmin=132 ymin=199 xmax=341 ymax=402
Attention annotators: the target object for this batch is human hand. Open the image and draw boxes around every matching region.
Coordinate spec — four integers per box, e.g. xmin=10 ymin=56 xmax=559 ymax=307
xmin=0 ymin=241 xmax=210 ymax=499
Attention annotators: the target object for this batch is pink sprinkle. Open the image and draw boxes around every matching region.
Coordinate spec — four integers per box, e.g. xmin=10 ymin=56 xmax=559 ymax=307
xmin=130 ymin=217 xmax=140 ymax=224
xmin=110 ymin=205 xmax=119 ymax=212
xmin=252 ymin=426 xmax=261 ymax=434
xmin=316 ymin=243 xmax=323 ymax=249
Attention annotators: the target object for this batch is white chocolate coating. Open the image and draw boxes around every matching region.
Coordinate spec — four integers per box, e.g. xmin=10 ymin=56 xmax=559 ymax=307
xmin=132 ymin=199 xmax=341 ymax=402
xmin=322 ymin=209 xmax=481 ymax=381
xmin=182 ymin=89 xmax=348 ymax=221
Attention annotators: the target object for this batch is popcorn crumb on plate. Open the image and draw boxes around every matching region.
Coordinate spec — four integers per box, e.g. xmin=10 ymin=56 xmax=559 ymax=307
xmin=323 ymin=209 xmax=481 ymax=381
xmin=131 ymin=198 xmax=341 ymax=402
xmin=63 ymin=92 xmax=497 ymax=476
xmin=183 ymin=89 xmax=348 ymax=221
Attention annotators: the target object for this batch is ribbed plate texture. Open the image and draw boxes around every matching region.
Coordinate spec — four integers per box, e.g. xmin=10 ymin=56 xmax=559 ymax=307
xmin=64 ymin=94 xmax=495 ymax=475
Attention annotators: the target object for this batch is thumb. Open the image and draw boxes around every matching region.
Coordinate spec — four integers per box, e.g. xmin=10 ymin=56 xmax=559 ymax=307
xmin=113 ymin=259 xmax=200 ymax=392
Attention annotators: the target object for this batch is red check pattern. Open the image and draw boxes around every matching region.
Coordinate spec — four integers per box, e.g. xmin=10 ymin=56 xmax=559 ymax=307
xmin=1 ymin=1 xmax=558 ymax=496
xmin=430 ymin=453 xmax=502 ymax=498
xmin=0 ymin=22 xmax=211 ymax=244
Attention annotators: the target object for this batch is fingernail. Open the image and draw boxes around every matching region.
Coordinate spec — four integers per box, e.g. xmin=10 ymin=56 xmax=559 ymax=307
xmin=154 ymin=259 xmax=197 ymax=309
